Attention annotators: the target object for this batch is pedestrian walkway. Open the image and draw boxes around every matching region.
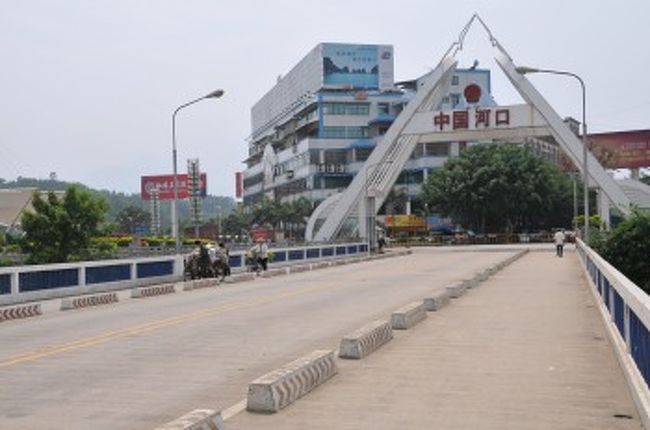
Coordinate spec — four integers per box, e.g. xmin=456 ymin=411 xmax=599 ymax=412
xmin=228 ymin=250 xmax=642 ymax=429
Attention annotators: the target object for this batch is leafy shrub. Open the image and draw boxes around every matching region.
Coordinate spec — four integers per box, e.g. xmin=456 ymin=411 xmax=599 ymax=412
xmin=599 ymin=210 xmax=650 ymax=294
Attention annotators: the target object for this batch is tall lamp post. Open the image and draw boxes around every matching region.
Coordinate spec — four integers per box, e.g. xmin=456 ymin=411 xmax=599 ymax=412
xmin=171 ymin=89 xmax=225 ymax=252
xmin=515 ymin=67 xmax=589 ymax=242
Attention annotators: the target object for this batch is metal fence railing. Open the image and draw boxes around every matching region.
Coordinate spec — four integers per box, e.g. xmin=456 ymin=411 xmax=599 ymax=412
xmin=0 ymin=242 xmax=369 ymax=305
xmin=576 ymin=239 xmax=650 ymax=425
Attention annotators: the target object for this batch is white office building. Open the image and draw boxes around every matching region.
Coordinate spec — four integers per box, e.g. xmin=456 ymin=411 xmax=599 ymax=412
xmin=242 ymin=43 xmax=493 ymax=214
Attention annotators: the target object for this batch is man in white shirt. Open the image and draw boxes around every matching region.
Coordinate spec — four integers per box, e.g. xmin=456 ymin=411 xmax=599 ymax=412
xmin=554 ymin=229 xmax=566 ymax=258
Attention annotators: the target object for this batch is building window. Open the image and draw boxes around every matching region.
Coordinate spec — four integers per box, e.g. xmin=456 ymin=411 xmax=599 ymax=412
xmin=450 ymin=94 xmax=460 ymax=107
xmin=451 ymin=75 xmax=459 ymax=86
xmin=322 ymin=102 xmax=370 ymax=116
xmin=322 ymin=126 xmax=369 ymax=139
xmin=377 ymin=102 xmax=390 ymax=115
xmin=309 ymin=149 xmax=321 ymax=164
xmin=324 ymin=176 xmax=352 ymax=189
xmin=424 ymin=142 xmax=450 ymax=157
xmin=355 ymin=148 xmax=373 ymax=162
xmin=442 ymin=96 xmax=450 ymax=104
xmin=324 ymin=149 xmax=347 ymax=164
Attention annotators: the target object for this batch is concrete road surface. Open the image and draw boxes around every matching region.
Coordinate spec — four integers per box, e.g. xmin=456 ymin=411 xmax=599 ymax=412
xmin=0 ymin=248 xmax=514 ymax=430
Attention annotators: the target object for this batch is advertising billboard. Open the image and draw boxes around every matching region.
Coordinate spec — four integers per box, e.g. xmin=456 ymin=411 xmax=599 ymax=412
xmin=587 ymin=130 xmax=650 ymax=169
xmin=385 ymin=214 xmax=427 ymax=229
xmin=321 ymin=44 xmax=393 ymax=90
xmin=141 ymin=174 xmax=207 ymax=201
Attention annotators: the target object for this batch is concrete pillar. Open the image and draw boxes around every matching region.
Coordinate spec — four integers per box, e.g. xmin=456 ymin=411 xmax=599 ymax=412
xmin=130 ymin=262 xmax=137 ymax=281
xmin=79 ymin=266 xmax=86 ymax=287
xmin=10 ymin=270 xmax=19 ymax=294
xmin=597 ymin=189 xmax=611 ymax=230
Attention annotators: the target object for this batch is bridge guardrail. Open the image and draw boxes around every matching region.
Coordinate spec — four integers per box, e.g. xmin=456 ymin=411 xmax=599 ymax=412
xmin=0 ymin=242 xmax=368 ymax=306
xmin=577 ymin=239 xmax=650 ymax=427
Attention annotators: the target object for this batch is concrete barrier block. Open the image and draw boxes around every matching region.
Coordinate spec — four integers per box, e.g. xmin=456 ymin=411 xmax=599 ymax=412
xmin=261 ymin=268 xmax=284 ymax=278
xmin=0 ymin=304 xmax=42 ymax=322
xmin=391 ymin=302 xmax=427 ymax=330
xmin=224 ymin=273 xmax=256 ymax=283
xmin=183 ymin=279 xmax=218 ymax=291
xmin=423 ymin=290 xmax=451 ymax=311
xmin=311 ymin=261 xmax=329 ymax=270
xmin=446 ymin=282 xmax=467 ymax=298
xmin=131 ymin=283 xmax=176 ymax=298
xmin=61 ymin=292 xmax=118 ymax=310
xmin=339 ymin=320 xmax=393 ymax=359
xmin=462 ymin=278 xmax=479 ymax=289
xmin=154 ymin=409 xmax=224 ymax=430
xmin=247 ymin=350 xmax=337 ymax=413
xmin=290 ymin=264 xmax=310 ymax=273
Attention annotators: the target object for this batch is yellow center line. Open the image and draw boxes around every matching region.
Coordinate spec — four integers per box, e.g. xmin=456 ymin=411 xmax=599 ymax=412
xmin=0 ymin=281 xmax=342 ymax=369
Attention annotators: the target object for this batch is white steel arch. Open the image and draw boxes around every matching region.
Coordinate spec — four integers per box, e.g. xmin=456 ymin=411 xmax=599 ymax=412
xmin=306 ymin=14 xmax=631 ymax=242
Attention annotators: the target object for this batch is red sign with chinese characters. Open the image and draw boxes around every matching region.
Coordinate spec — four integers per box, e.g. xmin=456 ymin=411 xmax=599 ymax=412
xmin=432 ymin=107 xmax=511 ymax=132
xmin=587 ymin=130 xmax=650 ymax=169
xmin=141 ymin=174 xmax=207 ymax=201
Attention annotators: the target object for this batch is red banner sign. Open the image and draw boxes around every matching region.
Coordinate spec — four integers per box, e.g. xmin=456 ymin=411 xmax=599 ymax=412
xmin=588 ymin=130 xmax=650 ymax=169
xmin=141 ymin=174 xmax=207 ymax=201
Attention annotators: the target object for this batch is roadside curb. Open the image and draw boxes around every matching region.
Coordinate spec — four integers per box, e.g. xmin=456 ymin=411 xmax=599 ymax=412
xmin=131 ymin=283 xmax=176 ymax=298
xmin=0 ymin=303 xmax=42 ymax=322
xmin=247 ymin=350 xmax=337 ymax=413
xmin=154 ymin=409 xmax=224 ymax=430
xmin=60 ymin=292 xmax=118 ymax=310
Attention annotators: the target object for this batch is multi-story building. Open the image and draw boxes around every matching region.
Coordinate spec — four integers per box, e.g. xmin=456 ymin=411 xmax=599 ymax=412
xmin=242 ymin=43 xmax=493 ymax=213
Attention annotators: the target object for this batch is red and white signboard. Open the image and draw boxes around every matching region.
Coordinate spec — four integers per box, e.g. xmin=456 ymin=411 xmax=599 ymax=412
xmin=141 ymin=174 xmax=207 ymax=201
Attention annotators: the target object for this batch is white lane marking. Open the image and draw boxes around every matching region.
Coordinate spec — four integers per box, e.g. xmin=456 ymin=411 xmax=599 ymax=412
xmin=221 ymin=399 xmax=247 ymax=421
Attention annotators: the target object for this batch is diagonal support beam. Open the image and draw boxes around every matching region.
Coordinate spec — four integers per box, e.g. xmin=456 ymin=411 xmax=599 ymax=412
xmin=495 ymin=51 xmax=631 ymax=215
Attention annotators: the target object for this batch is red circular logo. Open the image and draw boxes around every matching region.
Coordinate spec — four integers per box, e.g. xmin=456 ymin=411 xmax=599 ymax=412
xmin=464 ymin=84 xmax=482 ymax=103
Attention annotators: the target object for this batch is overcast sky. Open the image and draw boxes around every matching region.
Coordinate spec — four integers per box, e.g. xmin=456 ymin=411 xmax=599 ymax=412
xmin=1 ymin=0 xmax=649 ymax=197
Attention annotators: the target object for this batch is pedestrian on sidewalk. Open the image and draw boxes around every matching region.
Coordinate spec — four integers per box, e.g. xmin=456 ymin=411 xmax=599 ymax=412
xmin=554 ymin=229 xmax=566 ymax=257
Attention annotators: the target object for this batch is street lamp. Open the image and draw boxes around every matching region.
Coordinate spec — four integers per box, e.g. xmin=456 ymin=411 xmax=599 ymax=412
xmin=171 ymin=89 xmax=225 ymax=252
xmin=515 ymin=66 xmax=589 ymax=242
xmin=364 ymin=160 xmax=393 ymax=252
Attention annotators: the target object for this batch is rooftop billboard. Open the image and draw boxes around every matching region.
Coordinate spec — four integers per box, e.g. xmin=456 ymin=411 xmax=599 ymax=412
xmin=588 ymin=130 xmax=650 ymax=169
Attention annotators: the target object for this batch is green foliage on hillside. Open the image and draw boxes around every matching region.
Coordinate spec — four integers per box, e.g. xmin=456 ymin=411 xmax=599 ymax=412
xmin=1 ymin=176 xmax=236 ymax=233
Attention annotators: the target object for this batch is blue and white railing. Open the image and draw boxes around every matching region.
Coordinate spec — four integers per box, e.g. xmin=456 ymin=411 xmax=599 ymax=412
xmin=227 ymin=242 xmax=368 ymax=270
xmin=0 ymin=242 xmax=368 ymax=306
xmin=577 ymin=239 xmax=650 ymax=425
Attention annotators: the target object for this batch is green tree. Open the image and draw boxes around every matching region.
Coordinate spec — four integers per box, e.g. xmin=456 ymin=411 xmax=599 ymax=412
xmin=421 ymin=144 xmax=573 ymax=233
xmin=598 ymin=209 xmax=650 ymax=294
xmin=221 ymin=207 xmax=252 ymax=238
xmin=20 ymin=185 xmax=108 ymax=263
xmin=115 ymin=205 xmax=150 ymax=234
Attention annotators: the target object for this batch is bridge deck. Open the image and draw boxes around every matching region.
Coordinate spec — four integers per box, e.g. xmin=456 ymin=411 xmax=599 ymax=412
xmin=229 ymin=250 xmax=642 ymax=429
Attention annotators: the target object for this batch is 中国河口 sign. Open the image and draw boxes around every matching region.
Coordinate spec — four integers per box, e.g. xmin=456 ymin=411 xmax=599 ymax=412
xmin=141 ymin=174 xmax=207 ymax=201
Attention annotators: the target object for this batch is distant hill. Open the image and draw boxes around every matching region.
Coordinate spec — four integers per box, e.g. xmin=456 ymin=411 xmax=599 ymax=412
xmin=0 ymin=177 xmax=236 ymax=231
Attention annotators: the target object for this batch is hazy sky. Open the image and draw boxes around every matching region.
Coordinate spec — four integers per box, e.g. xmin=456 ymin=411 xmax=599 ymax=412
xmin=1 ymin=0 xmax=649 ymax=197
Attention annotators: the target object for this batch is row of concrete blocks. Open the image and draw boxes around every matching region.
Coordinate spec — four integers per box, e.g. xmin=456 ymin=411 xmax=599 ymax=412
xmin=153 ymin=249 xmax=527 ymax=429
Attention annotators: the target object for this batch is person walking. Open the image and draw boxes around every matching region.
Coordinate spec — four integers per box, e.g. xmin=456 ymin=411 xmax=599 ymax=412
xmin=257 ymin=239 xmax=269 ymax=271
xmin=217 ymin=242 xmax=231 ymax=278
xmin=554 ymin=229 xmax=566 ymax=258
